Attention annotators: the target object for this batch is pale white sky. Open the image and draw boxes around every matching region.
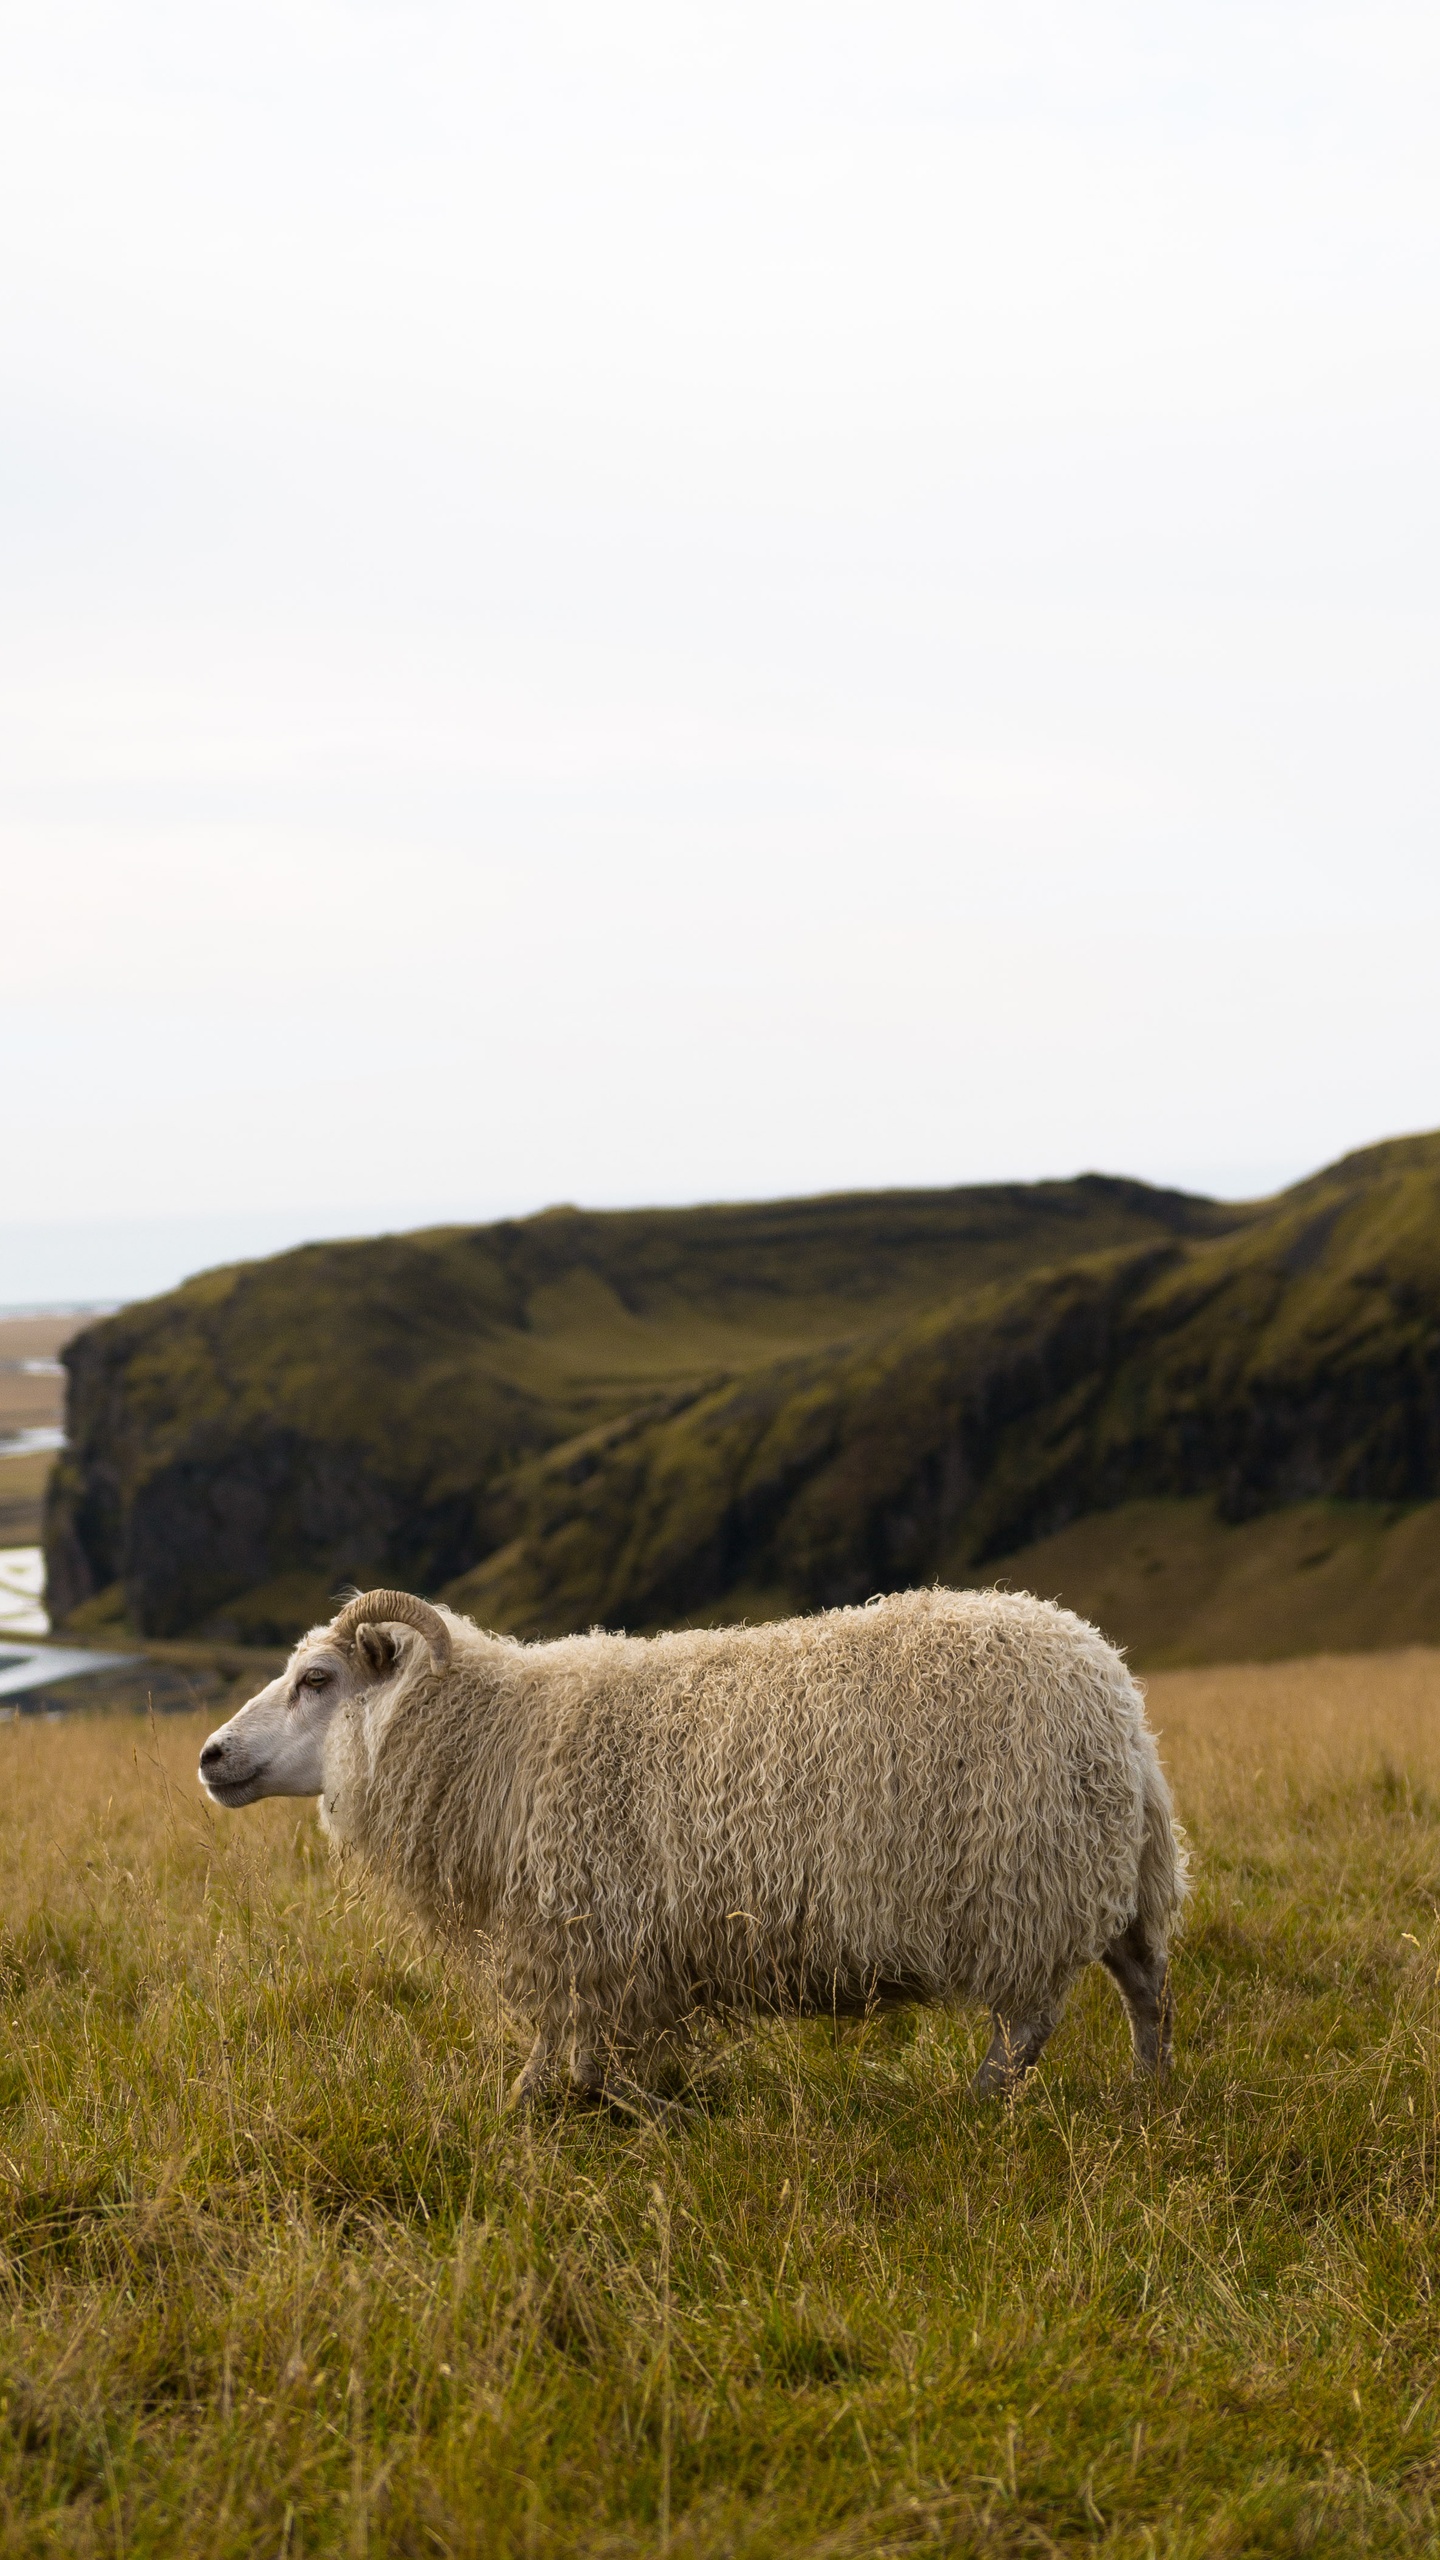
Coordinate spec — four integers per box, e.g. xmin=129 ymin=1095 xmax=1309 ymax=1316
xmin=4 ymin=1 xmax=1439 ymax=1300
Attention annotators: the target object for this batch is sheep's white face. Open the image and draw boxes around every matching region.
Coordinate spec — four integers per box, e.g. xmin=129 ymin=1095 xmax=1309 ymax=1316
xmin=198 ymin=1626 xmax=394 ymax=1807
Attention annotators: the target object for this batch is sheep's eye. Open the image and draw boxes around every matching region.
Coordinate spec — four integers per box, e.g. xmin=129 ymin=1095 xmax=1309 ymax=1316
xmin=299 ymin=1668 xmax=331 ymax=1692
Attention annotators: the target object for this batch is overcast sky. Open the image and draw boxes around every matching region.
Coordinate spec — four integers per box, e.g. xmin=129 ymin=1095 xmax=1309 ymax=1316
xmin=5 ymin=1 xmax=1439 ymax=1300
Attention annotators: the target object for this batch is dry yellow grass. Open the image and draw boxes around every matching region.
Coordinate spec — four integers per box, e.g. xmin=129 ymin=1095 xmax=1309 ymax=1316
xmin=3 ymin=1653 xmax=1440 ymax=2554
xmin=1146 ymin=1643 xmax=1440 ymax=1809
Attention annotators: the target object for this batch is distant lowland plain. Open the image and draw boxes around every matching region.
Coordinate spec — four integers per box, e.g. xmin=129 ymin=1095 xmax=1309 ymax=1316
xmin=33 ymin=1128 xmax=1440 ymax=1670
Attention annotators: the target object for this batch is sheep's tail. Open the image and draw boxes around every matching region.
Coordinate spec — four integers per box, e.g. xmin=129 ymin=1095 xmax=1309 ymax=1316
xmin=1136 ymin=1749 xmax=1190 ymax=1946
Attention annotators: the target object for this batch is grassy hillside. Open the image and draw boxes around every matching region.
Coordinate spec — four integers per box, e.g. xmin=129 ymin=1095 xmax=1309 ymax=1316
xmin=44 ymin=1176 xmax=1238 ymax=1641
xmin=444 ymin=1133 xmax=1440 ymax=1640
xmin=43 ymin=1133 xmax=1440 ymax=1649
xmin=6 ymin=1654 xmax=1440 ymax=2553
xmin=979 ymin=1495 xmax=1440 ymax=1667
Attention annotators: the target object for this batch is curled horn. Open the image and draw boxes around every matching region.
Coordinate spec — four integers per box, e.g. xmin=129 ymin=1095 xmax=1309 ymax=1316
xmin=330 ymin=1589 xmax=452 ymax=1671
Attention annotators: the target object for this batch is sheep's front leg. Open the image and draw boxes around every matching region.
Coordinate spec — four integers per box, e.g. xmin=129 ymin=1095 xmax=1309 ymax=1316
xmin=508 ymin=2020 xmax=684 ymax=2122
xmin=970 ymin=2006 xmax=1059 ymax=2098
xmin=507 ymin=2029 xmax=563 ymax=2113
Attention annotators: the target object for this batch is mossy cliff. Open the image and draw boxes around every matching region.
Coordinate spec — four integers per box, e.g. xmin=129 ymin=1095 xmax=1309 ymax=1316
xmin=44 ymin=1137 xmax=1440 ymax=1650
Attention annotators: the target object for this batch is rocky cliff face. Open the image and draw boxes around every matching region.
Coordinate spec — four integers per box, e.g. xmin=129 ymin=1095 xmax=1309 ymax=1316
xmin=445 ymin=1141 xmax=1440 ymax=1634
xmin=44 ymin=1141 xmax=1440 ymax=1643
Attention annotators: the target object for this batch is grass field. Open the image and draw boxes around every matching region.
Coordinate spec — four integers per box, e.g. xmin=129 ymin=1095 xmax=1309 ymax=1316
xmin=5 ymin=1653 xmax=1440 ymax=2556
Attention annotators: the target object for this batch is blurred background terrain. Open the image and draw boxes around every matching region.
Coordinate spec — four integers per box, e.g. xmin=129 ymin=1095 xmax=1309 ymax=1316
xmin=29 ymin=1125 xmax=1440 ymax=1669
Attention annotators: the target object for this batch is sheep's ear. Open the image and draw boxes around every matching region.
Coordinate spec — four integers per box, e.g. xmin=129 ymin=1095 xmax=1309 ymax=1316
xmin=355 ymin=1624 xmax=398 ymax=1680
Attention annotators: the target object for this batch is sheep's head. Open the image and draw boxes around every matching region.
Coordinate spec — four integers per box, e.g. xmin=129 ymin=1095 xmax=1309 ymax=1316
xmin=198 ymin=1591 xmax=451 ymax=1807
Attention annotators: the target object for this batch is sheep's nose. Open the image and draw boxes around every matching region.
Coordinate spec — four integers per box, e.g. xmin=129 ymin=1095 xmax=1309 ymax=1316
xmin=199 ymin=1740 xmax=225 ymax=1775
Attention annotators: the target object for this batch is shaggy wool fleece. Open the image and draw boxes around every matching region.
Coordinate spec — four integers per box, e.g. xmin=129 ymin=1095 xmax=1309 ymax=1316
xmin=319 ymin=1587 xmax=1185 ymax=2076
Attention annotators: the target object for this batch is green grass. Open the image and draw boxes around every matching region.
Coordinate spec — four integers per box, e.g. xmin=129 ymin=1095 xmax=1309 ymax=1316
xmin=5 ymin=1651 xmax=1440 ymax=2554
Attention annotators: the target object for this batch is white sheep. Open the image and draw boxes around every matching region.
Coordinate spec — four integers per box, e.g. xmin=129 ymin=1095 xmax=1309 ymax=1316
xmin=199 ymin=1584 xmax=1186 ymax=2106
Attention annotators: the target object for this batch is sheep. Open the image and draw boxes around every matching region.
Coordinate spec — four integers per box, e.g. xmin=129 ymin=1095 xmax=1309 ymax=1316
xmin=198 ymin=1583 xmax=1187 ymax=2108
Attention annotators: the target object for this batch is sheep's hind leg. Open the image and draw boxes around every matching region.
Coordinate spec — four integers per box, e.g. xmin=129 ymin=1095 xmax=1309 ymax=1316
xmin=970 ymin=2006 xmax=1059 ymax=2098
xmin=1101 ymin=1915 xmax=1173 ymax=2078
